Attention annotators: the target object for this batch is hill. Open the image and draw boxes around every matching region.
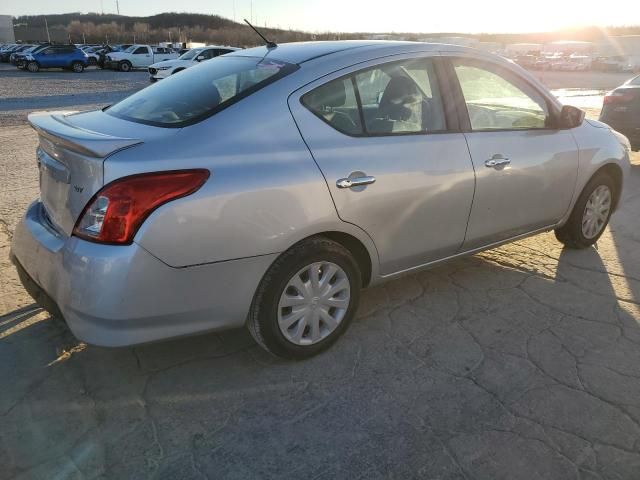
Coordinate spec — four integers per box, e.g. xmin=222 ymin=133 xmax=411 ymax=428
xmin=12 ymin=12 xmax=346 ymax=46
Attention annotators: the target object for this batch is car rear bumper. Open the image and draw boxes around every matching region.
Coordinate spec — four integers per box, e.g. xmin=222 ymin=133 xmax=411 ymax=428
xmin=10 ymin=201 xmax=276 ymax=347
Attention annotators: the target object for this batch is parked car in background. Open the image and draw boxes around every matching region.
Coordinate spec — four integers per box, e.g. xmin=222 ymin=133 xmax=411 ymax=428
xmin=624 ymin=74 xmax=640 ymax=86
xmin=600 ymin=79 xmax=640 ymax=151
xmin=0 ymin=44 xmax=25 ymax=62
xmin=23 ymin=44 xmax=89 ymax=73
xmin=104 ymin=45 xmax=179 ymax=71
xmin=11 ymin=42 xmax=630 ymax=359
xmin=80 ymin=46 xmax=101 ymax=66
xmin=12 ymin=44 xmax=48 ymax=67
xmin=94 ymin=45 xmax=118 ymax=69
xmin=8 ymin=44 xmax=35 ymax=64
xmin=148 ymin=45 xmax=240 ymax=82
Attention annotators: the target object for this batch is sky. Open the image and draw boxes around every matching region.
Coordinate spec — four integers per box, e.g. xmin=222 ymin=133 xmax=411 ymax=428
xmin=3 ymin=0 xmax=639 ymax=34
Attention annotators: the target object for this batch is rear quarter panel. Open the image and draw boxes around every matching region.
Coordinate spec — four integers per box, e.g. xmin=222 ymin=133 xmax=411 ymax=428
xmin=103 ymin=82 xmax=380 ymax=271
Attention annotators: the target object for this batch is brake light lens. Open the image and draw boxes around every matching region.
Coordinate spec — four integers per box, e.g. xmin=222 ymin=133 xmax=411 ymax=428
xmin=73 ymin=169 xmax=209 ymax=245
xmin=603 ymin=91 xmax=635 ymax=105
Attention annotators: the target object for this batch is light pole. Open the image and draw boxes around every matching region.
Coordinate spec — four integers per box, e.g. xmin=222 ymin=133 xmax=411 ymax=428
xmin=44 ymin=17 xmax=51 ymax=43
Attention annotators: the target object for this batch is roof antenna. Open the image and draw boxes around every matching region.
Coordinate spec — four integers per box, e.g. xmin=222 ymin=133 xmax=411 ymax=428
xmin=244 ymin=19 xmax=277 ymax=49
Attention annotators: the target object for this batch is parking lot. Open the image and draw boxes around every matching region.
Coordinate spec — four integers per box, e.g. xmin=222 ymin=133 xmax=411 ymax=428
xmin=1 ymin=62 xmax=640 ymax=479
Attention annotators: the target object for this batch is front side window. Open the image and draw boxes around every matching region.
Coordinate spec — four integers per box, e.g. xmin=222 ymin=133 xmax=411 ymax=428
xmin=107 ymin=56 xmax=298 ymax=127
xmin=453 ymin=60 xmax=550 ymax=130
xmin=302 ymin=58 xmax=446 ymax=136
xmin=179 ymin=49 xmax=200 ymax=60
xmin=133 ymin=47 xmax=148 ymax=55
xmin=200 ymin=49 xmax=217 ymax=60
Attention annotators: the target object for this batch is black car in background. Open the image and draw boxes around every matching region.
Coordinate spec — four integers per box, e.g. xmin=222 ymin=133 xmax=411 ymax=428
xmin=600 ymin=75 xmax=640 ymax=151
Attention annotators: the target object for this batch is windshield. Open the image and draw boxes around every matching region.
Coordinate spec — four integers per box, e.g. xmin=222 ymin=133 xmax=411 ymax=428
xmin=124 ymin=45 xmax=136 ymax=53
xmin=179 ymin=49 xmax=202 ymax=60
xmin=107 ymin=56 xmax=298 ymax=127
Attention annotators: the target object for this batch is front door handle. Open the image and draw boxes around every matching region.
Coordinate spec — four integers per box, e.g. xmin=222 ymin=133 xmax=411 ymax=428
xmin=485 ymin=155 xmax=511 ymax=168
xmin=336 ymin=175 xmax=376 ymax=189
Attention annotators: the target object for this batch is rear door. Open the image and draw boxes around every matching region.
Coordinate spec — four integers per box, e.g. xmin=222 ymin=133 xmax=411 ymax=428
xmin=290 ymin=55 xmax=476 ymax=275
xmin=447 ymin=56 xmax=579 ymax=250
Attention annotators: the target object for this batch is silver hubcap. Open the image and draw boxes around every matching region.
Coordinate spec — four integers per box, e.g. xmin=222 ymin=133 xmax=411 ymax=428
xmin=582 ymin=185 xmax=611 ymax=239
xmin=278 ymin=262 xmax=351 ymax=346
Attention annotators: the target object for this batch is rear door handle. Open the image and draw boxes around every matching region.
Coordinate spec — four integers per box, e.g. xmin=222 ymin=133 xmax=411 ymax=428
xmin=485 ymin=155 xmax=511 ymax=168
xmin=336 ymin=176 xmax=376 ymax=189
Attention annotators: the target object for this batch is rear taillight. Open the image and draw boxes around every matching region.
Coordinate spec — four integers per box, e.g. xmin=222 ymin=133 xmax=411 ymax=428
xmin=603 ymin=91 xmax=635 ymax=105
xmin=73 ymin=169 xmax=209 ymax=245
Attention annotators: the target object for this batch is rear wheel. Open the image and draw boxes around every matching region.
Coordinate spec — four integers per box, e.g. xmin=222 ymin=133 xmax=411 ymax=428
xmin=71 ymin=61 xmax=84 ymax=73
xmin=26 ymin=61 xmax=39 ymax=73
xmin=248 ymin=237 xmax=361 ymax=359
xmin=119 ymin=60 xmax=132 ymax=72
xmin=555 ymin=173 xmax=616 ymax=248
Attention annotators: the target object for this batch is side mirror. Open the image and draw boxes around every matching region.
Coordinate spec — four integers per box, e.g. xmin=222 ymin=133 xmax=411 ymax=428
xmin=196 ymin=55 xmax=205 ymax=62
xmin=558 ymin=105 xmax=585 ymax=129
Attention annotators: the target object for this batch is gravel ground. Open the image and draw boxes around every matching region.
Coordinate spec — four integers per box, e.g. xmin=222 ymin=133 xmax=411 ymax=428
xmin=0 ymin=63 xmax=149 ymax=126
xmin=1 ymin=65 xmax=640 ymax=480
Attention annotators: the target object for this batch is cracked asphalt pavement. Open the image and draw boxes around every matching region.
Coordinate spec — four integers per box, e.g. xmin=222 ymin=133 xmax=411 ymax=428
xmin=1 ymin=63 xmax=640 ymax=479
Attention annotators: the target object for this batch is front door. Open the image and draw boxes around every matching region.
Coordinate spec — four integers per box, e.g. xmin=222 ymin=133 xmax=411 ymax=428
xmin=449 ymin=57 xmax=580 ymax=250
xmin=132 ymin=46 xmax=151 ymax=67
xmin=290 ymin=56 xmax=476 ymax=275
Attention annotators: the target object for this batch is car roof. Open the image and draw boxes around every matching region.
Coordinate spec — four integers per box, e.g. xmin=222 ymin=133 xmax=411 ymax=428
xmin=227 ymin=40 xmax=429 ymax=64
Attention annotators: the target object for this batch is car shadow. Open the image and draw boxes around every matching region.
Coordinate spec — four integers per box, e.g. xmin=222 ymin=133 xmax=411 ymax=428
xmin=2 ymin=230 xmax=640 ymax=478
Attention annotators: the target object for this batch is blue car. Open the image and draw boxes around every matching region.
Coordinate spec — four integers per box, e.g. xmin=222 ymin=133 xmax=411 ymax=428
xmin=23 ymin=44 xmax=89 ymax=73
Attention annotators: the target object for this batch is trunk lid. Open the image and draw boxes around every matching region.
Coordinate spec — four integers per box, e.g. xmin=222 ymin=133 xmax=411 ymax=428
xmin=29 ymin=110 xmax=144 ymax=236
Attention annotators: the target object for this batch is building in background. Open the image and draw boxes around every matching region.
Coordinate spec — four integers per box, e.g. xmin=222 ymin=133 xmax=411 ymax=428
xmin=0 ymin=15 xmax=15 ymax=43
xmin=543 ymin=40 xmax=594 ymax=55
xmin=505 ymin=43 xmax=542 ymax=55
xmin=598 ymin=35 xmax=640 ymax=68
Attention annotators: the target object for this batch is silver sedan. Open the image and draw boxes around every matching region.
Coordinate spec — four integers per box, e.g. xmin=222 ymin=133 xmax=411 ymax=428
xmin=11 ymin=41 xmax=631 ymax=358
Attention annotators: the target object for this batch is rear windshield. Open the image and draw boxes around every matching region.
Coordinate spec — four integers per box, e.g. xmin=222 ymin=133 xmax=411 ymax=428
xmin=107 ymin=56 xmax=298 ymax=127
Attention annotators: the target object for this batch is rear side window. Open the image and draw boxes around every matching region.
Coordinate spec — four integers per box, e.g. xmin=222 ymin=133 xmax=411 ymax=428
xmin=107 ymin=56 xmax=298 ymax=127
xmin=302 ymin=78 xmax=363 ymax=135
xmin=302 ymin=58 xmax=446 ymax=136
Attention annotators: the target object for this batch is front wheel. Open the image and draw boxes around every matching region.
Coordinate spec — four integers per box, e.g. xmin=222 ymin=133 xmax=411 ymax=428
xmin=119 ymin=61 xmax=132 ymax=72
xmin=26 ymin=61 xmax=39 ymax=73
xmin=555 ymin=173 xmax=616 ymax=249
xmin=248 ymin=237 xmax=361 ymax=359
xmin=71 ymin=61 xmax=84 ymax=73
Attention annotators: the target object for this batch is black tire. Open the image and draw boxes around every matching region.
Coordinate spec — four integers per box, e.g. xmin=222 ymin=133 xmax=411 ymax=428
xmin=554 ymin=172 xmax=617 ymax=249
xmin=119 ymin=61 xmax=132 ymax=72
xmin=71 ymin=61 xmax=84 ymax=73
xmin=248 ymin=237 xmax=362 ymax=359
xmin=26 ymin=61 xmax=39 ymax=73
